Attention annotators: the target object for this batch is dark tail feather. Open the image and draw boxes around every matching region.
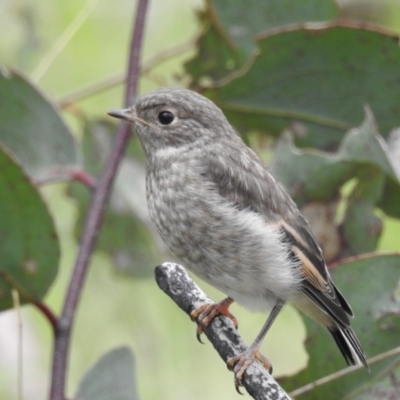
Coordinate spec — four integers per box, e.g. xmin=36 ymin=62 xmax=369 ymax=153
xmin=329 ymin=327 xmax=369 ymax=370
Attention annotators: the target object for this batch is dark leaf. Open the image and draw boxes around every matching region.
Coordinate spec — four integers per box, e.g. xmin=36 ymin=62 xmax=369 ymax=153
xmin=205 ymin=24 xmax=400 ymax=149
xmin=281 ymin=253 xmax=400 ymax=399
xmin=0 ymin=146 xmax=59 ymax=311
xmin=76 ymin=347 xmax=139 ymax=400
xmin=0 ymin=67 xmax=79 ymax=183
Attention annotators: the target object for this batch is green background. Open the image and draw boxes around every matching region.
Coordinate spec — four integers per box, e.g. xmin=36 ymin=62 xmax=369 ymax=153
xmin=1 ymin=0 xmax=400 ymax=399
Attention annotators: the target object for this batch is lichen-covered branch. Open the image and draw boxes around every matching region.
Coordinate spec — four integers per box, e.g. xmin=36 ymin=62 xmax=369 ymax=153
xmin=155 ymin=262 xmax=292 ymax=400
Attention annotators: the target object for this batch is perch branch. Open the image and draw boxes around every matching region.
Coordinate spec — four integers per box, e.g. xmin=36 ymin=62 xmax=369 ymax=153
xmin=155 ymin=262 xmax=292 ymax=400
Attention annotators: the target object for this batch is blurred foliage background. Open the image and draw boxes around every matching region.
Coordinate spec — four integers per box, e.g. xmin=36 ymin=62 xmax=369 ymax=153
xmin=1 ymin=0 xmax=400 ymax=399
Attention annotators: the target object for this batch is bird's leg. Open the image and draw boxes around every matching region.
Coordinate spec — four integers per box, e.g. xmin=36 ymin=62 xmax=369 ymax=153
xmin=227 ymin=300 xmax=284 ymax=391
xmin=190 ymin=297 xmax=238 ymax=342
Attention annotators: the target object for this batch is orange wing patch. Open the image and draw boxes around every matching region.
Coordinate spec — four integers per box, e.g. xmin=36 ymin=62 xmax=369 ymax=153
xmin=292 ymin=246 xmax=332 ymax=295
xmin=281 ymin=221 xmax=310 ymax=251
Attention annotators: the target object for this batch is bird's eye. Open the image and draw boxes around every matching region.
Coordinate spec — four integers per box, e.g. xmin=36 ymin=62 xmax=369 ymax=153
xmin=157 ymin=111 xmax=175 ymax=125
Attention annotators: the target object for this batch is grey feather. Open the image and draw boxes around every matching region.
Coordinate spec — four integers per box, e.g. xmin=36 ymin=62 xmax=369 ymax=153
xmin=108 ymin=87 xmax=368 ymax=370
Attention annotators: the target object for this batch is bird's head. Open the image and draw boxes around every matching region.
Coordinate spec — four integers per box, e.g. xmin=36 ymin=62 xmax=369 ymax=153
xmin=107 ymin=88 xmax=233 ymax=155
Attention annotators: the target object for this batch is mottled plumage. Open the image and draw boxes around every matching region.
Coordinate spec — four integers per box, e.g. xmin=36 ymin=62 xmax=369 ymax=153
xmin=108 ymin=88 xmax=368 ymax=385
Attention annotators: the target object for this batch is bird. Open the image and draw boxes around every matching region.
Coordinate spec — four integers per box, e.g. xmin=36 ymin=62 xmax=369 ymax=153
xmin=107 ymin=87 xmax=368 ymax=388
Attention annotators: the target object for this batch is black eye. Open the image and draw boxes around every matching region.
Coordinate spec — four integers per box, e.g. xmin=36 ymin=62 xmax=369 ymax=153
xmin=158 ymin=111 xmax=175 ymax=125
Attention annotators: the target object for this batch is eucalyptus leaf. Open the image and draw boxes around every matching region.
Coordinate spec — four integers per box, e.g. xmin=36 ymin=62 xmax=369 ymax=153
xmin=186 ymin=0 xmax=338 ymax=87
xmin=270 ymin=108 xmax=400 ymax=257
xmin=208 ymin=0 xmax=337 ymax=58
xmin=0 ymin=67 xmax=80 ymax=183
xmin=280 ymin=253 xmax=400 ymax=399
xmin=270 ymin=107 xmax=399 ymax=205
xmin=205 ymin=24 xmax=400 ymax=149
xmin=76 ymin=347 xmax=139 ymax=400
xmin=0 ymin=146 xmax=59 ymax=311
xmin=351 ymin=363 xmax=400 ymax=399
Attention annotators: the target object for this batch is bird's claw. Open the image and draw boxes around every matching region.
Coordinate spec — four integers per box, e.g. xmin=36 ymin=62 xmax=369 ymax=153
xmin=196 ymin=328 xmax=205 ymax=344
xmin=190 ymin=298 xmax=238 ymax=343
xmin=227 ymin=348 xmax=273 ymax=392
xmin=235 ymin=380 xmax=245 ymax=395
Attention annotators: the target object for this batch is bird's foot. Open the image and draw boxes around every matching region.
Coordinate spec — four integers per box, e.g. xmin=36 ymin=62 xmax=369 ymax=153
xmin=190 ymin=297 xmax=238 ymax=343
xmin=227 ymin=348 xmax=273 ymax=393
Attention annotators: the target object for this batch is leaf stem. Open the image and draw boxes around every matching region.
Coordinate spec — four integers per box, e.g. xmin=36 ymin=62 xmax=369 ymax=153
xmin=48 ymin=1 xmax=149 ymax=399
xmin=69 ymin=169 xmax=96 ymax=189
xmin=58 ymin=39 xmax=195 ymax=107
xmin=32 ymin=301 xmax=59 ymax=333
xmin=32 ymin=0 xmax=100 ymax=82
xmin=289 ymin=346 xmax=400 ymax=398
xmin=328 ymin=251 xmax=400 ymax=269
xmin=12 ymin=290 xmax=23 ymax=400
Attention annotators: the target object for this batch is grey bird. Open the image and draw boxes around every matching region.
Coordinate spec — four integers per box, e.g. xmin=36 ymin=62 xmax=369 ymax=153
xmin=108 ymin=87 xmax=368 ymax=387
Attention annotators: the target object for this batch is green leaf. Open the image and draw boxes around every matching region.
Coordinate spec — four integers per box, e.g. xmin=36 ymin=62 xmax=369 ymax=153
xmin=0 ymin=146 xmax=59 ymax=311
xmin=337 ymin=108 xmax=394 ymax=175
xmin=205 ymin=24 xmax=400 ymax=149
xmin=270 ymin=107 xmax=399 ymax=204
xmin=270 ymin=108 xmax=400 ymax=261
xmin=68 ymin=120 xmax=162 ymax=277
xmin=185 ymin=15 xmax=244 ymax=86
xmin=342 ymin=169 xmax=384 ymax=255
xmin=337 ymin=0 xmax=400 ymax=35
xmin=76 ymin=347 xmax=139 ymax=400
xmin=186 ymin=0 xmax=338 ymax=87
xmin=0 ymin=67 xmax=80 ymax=183
xmin=379 ymin=176 xmax=400 ymax=218
xmin=270 ymin=108 xmax=400 ymax=256
xmin=280 ymin=253 xmax=400 ymax=399
xmin=351 ymin=363 xmax=400 ymax=399
xmin=208 ymin=0 xmax=338 ymax=57
xmin=270 ymin=133 xmax=349 ymax=204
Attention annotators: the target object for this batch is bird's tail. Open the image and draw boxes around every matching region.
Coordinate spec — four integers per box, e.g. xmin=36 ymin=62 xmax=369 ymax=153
xmin=329 ymin=326 xmax=369 ymax=370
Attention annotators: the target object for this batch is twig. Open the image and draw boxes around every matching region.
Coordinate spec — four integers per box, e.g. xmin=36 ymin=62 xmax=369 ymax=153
xmin=48 ymin=1 xmax=149 ymax=399
xmin=328 ymin=251 xmax=400 ymax=269
xmin=124 ymin=1 xmax=147 ymax=107
xmin=0 ymin=270 xmax=59 ymax=332
xmin=12 ymin=290 xmax=23 ymax=400
xmin=289 ymin=346 xmax=400 ymax=398
xmin=32 ymin=0 xmax=100 ymax=82
xmin=32 ymin=301 xmax=59 ymax=333
xmin=57 ymin=38 xmax=195 ymax=107
xmin=69 ymin=169 xmax=96 ymax=189
xmin=155 ymin=262 xmax=292 ymax=400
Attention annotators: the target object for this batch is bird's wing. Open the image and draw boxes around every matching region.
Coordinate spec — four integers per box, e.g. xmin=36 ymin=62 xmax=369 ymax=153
xmin=200 ymin=144 xmax=299 ymax=218
xmin=280 ymin=215 xmax=353 ymax=327
xmin=200 ymin=145 xmax=353 ymax=327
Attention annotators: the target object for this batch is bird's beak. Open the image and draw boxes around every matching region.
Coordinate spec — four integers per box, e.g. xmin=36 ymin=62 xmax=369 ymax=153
xmin=107 ymin=108 xmax=130 ymax=120
xmin=107 ymin=108 xmax=151 ymax=127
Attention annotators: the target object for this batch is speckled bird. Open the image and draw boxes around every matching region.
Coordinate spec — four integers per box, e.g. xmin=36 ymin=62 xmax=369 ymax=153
xmin=108 ymin=88 xmax=368 ymax=388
